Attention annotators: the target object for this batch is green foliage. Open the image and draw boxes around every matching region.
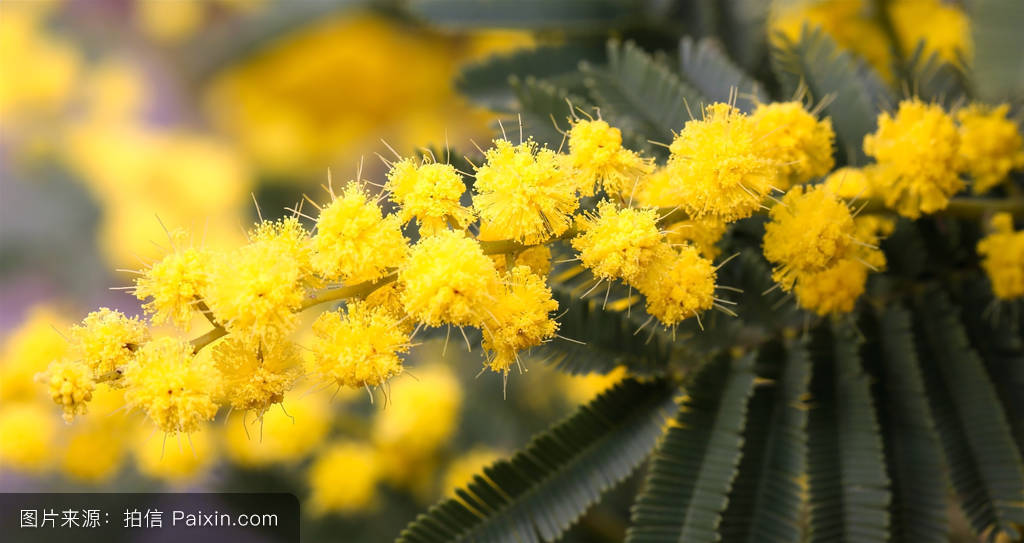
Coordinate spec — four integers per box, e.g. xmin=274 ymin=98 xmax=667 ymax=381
xmin=625 ymin=354 xmax=756 ymax=543
xmin=508 ymin=77 xmax=585 ymax=148
xmin=902 ymin=44 xmax=971 ymax=108
xmin=397 ymin=378 xmax=676 ymax=543
xmin=806 ymin=323 xmax=891 ymax=543
xmin=719 ymin=340 xmax=810 ymax=543
xmin=913 ymin=289 xmax=1024 ymax=540
xmin=582 ymin=41 xmax=705 ymax=146
xmin=458 ymin=44 xmax=605 ymax=112
xmin=540 ymin=281 xmax=674 ymax=377
xmin=863 ymin=305 xmax=948 ymax=543
xmin=403 ymin=4 xmax=1024 ymax=542
xmin=679 ymin=37 xmax=767 ymax=112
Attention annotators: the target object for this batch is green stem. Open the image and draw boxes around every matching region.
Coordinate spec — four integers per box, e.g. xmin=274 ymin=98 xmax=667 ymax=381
xmin=300 ymin=273 xmax=397 ymax=310
xmin=478 ymin=227 xmax=580 ymax=255
xmin=854 ymin=197 xmax=1024 ymax=219
xmin=194 ymin=297 xmax=219 ymax=327
xmin=191 ymin=326 xmax=228 ymax=353
xmin=653 ymin=197 xmax=1024 ymax=224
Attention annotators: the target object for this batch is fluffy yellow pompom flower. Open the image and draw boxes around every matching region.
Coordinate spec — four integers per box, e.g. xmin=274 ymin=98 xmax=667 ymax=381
xmin=977 ymin=213 xmax=1024 ymax=300
xmin=133 ymin=229 xmax=213 ymax=329
xmin=212 ymin=338 xmax=301 ymax=416
xmin=853 ymin=215 xmax=893 ymax=271
xmin=124 ymin=337 xmax=222 ymax=434
xmin=956 ymin=104 xmax=1024 ymax=194
xmin=479 ymin=223 xmax=553 ymax=277
xmin=793 ymin=258 xmax=868 ymax=316
xmin=399 ymin=230 xmax=500 ymax=327
xmin=41 ymin=359 xmax=95 ymax=422
xmin=635 ymin=244 xmax=717 ymax=327
xmin=387 ymin=158 xmax=475 ymax=236
xmin=311 ymin=301 xmax=409 ymax=390
xmin=501 ymin=245 xmax=553 ymax=277
xmin=70 ymin=308 xmax=149 ymax=376
xmin=763 ymin=185 xmax=856 ymax=289
xmin=311 ymin=182 xmax=408 ymax=283
xmin=823 ymin=166 xmax=876 ymax=199
xmin=571 ymin=201 xmax=664 ymax=285
xmin=635 ymin=166 xmax=681 ymax=208
xmin=666 ymin=103 xmax=777 ymax=221
xmin=251 ymin=216 xmax=314 ymax=277
xmin=0 ymin=403 xmax=57 ymax=473
xmin=566 ymin=119 xmax=653 ymax=197
xmin=363 ymin=282 xmax=413 ymax=333
xmin=205 ymin=239 xmax=305 ymax=347
xmin=473 ymin=138 xmax=579 ymax=244
xmin=864 ymin=99 xmax=964 ymax=218
xmin=663 ymin=216 xmax=728 ymax=260
xmin=308 ymin=441 xmax=380 ymax=515
xmin=751 ymin=101 xmax=835 ymax=189
xmin=481 ymin=266 xmax=559 ymax=374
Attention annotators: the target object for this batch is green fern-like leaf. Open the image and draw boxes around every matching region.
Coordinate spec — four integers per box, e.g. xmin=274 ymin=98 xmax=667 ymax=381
xmin=719 ymin=339 xmax=810 ymax=543
xmin=538 ymin=278 xmax=674 ymax=377
xmin=958 ymin=278 xmax=1024 ymax=455
xmin=582 ymin=40 xmax=706 ymax=145
xmin=863 ymin=305 xmax=949 ymax=543
xmin=913 ymin=289 xmax=1024 ymax=540
xmin=509 ymin=77 xmax=590 ymax=148
xmin=397 ymin=378 xmax=676 ymax=543
xmin=457 ymin=43 xmax=605 ymax=112
xmin=713 ymin=0 xmax=771 ymax=71
xmin=806 ymin=322 xmax=891 ymax=543
xmin=770 ymin=25 xmax=893 ymax=165
xmin=678 ymin=37 xmax=768 ymax=112
xmin=625 ymin=353 xmax=757 ymax=543
xmin=902 ymin=43 xmax=971 ymax=108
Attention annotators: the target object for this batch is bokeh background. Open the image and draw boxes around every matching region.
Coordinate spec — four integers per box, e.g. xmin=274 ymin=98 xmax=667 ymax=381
xmin=0 ymin=0 xmax=987 ymax=541
xmin=0 ymin=1 xmax=627 ymax=540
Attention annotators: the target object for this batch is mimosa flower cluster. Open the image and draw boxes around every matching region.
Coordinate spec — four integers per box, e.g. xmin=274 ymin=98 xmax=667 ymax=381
xmin=37 ymin=97 xmax=1024 ymax=439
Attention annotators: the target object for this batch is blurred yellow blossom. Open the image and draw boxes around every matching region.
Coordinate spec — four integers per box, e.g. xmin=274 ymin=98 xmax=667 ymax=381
xmin=59 ymin=387 xmax=131 ymax=483
xmin=978 ymin=213 xmax=1024 ymax=301
xmin=0 ymin=3 xmax=80 ymax=134
xmin=889 ymin=0 xmax=970 ymax=65
xmin=132 ymin=424 xmax=216 ymax=484
xmin=134 ymin=0 xmax=205 ymax=43
xmin=442 ymin=448 xmax=503 ymax=496
xmin=957 ymin=104 xmax=1024 ymax=194
xmin=561 ymin=366 xmax=627 ymax=406
xmin=374 ymin=364 xmax=462 ymax=488
xmin=771 ymin=0 xmax=893 ymax=79
xmin=308 ymin=441 xmax=380 ymax=515
xmin=0 ymin=306 xmax=70 ymax=403
xmin=0 ymin=402 xmax=58 ymax=473
xmin=205 ymin=14 xmax=532 ymax=173
xmin=221 ymin=392 xmax=332 ymax=468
